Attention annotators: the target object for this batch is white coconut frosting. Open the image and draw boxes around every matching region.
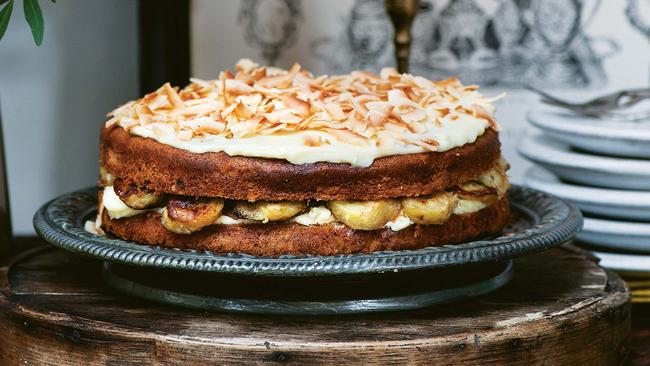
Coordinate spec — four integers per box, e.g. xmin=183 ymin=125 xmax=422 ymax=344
xmin=106 ymin=59 xmax=501 ymax=167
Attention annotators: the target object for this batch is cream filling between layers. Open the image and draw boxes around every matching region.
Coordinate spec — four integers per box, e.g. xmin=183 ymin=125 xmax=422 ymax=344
xmin=103 ymin=186 xmax=158 ymax=219
xmin=126 ymin=114 xmax=489 ymax=167
xmin=101 ymin=186 xmax=491 ymax=232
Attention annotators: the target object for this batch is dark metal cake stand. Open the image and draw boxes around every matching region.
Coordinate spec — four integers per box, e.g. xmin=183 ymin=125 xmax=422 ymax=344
xmin=34 ymin=185 xmax=582 ymax=314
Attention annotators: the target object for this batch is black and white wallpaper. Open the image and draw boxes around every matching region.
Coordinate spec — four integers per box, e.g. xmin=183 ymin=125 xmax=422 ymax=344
xmin=217 ymin=0 xmax=650 ymax=88
xmin=626 ymin=0 xmax=650 ymax=82
xmin=311 ymin=0 xmax=396 ymax=73
xmin=237 ymin=0 xmax=303 ymax=66
xmin=409 ymin=0 xmax=617 ymax=87
xmin=627 ymin=0 xmax=650 ymax=40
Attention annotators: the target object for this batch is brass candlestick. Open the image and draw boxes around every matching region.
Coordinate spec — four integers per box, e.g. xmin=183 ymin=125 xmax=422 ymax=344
xmin=385 ymin=0 xmax=421 ymax=73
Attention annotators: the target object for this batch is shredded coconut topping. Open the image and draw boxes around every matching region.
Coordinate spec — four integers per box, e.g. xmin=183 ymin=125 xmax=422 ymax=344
xmin=106 ymin=59 xmax=502 ymax=152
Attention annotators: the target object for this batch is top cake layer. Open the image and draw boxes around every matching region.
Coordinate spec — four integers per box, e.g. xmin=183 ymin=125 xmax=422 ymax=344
xmin=106 ymin=59 xmax=501 ymax=167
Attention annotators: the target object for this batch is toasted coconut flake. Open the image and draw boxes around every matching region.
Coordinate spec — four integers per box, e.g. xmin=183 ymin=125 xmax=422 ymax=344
xmin=119 ymin=118 xmax=139 ymax=130
xmin=345 ymin=111 xmax=373 ymax=137
xmin=237 ymin=93 xmax=263 ymax=110
xmin=264 ymin=109 xmax=303 ymax=124
xmin=486 ymin=92 xmax=507 ymax=103
xmin=412 ymin=76 xmax=437 ymax=91
xmin=380 ymin=67 xmax=400 ymax=80
xmin=179 ymin=117 xmax=226 ymax=134
xmin=105 ymin=115 xmax=121 ymax=128
xmin=280 ymin=94 xmax=310 ymax=117
xmin=225 ymin=79 xmax=255 ymax=95
xmin=145 ymin=94 xmax=170 ymax=111
xmin=220 ymin=70 xmax=235 ymax=80
xmin=472 ymin=103 xmax=500 ymax=131
xmin=235 ymin=102 xmax=255 ymax=119
xmin=184 ymin=100 xmax=223 ymax=117
xmin=235 ymin=58 xmax=258 ymax=74
xmin=326 ymin=128 xmax=368 ymax=147
xmin=366 ymin=101 xmax=393 ymax=127
xmin=411 ymin=138 xmax=439 ymax=151
xmin=266 ymin=66 xmax=284 ymax=76
xmin=135 ymin=105 xmax=154 ymax=125
xmin=436 ymin=77 xmax=462 ymax=88
xmin=324 ymin=102 xmax=346 ymax=121
xmin=253 ymin=84 xmax=297 ymax=95
xmin=395 ymin=108 xmax=427 ymax=124
xmin=109 ymin=100 xmax=136 ymax=117
xmin=288 ymin=62 xmax=302 ymax=75
xmin=350 ymin=96 xmax=370 ymax=115
xmin=384 ymin=130 xmax=413 ymax=146
xmin=258 ymin=123 xmax=288 ymax=135
xmin=229 ymin=119 xmax=261 ymax=138
xmin=306 ymin=119 xmax=348 ymax=130
xmin=189 ymin=77 xmax=212 ymax=88
xmin=235 ymin=71 xmax=254 ymax=85
xmin=221 ymin=102 xmax=239 ymax=120
xmin=251 ymin=67 xmax=267 ymax=81
xmin=258 ymin=74 xmax=292 ymax=89
xmin=162 ymin=83 xmax=186 ymax=111
xmin=387 ymin=89 xmax=419 ymax=108
xmin=352 ymin=81 xmax=370 ymax=94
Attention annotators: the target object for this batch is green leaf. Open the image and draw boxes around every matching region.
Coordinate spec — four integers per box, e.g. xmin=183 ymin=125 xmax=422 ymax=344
xmin=24 ymin=0 xmax=44 ymax=46
xmin=0 ymin=0 xmax=13 ymax=42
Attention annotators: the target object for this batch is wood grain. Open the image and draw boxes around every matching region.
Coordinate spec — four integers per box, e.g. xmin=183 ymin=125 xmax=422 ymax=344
xmin=0 ymin=244 xmax=631 ymax=365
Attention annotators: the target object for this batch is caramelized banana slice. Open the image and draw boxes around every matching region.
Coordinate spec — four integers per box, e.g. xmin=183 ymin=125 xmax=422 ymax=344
xmin=402 ymin=192 xmax=457 ymax=225
xmin=453 ymin=199 xmax=487 ymax=214
xmin=233 ymin=201 xmax=307 ymax=223
xmin=161 ymin=197 xmax=224 ymax=234
xmin=99 ymin=166 xmax=114 ymax=187
xmin=477 ymin=168 xmax=509 ymax=196
xmin=496 ymin=156 xmax=510 ymax=172
xmin=455 ymin=181 xmax=499 ymax=205
xmin=477 ymin=160 xmax=510 ymax=196
xmin=327 ymin=199 xmax=401 ymax=230
xmin=113 ymin=178 xmax=165 ymax=209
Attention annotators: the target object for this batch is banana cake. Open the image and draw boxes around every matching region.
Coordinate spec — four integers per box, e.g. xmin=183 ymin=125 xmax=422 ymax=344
xmin=95 ymin=59 xmax=510 ymax=256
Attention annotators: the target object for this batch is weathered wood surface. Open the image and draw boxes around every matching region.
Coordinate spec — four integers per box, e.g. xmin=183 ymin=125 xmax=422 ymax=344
xmin=0 ymin=244 xmax=632 ymax=365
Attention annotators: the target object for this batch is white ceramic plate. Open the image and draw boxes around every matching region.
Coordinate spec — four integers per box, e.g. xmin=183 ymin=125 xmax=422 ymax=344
xmin=577 ymin=216 xmax=650 ymax=253
xmin=524 ymin=167 xmax=650 ymax=221
xmin=518 ymin=134 xmax=650 ymax=190
xmin=591 ymin=251 xmax=650 ymax=277
xmin=527 ymin=106 xmax=650 ymax=158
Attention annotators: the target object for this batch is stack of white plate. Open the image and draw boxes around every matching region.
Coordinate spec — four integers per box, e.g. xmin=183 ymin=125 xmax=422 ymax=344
xmin=518 ymin=105 xmax=650 ymax=278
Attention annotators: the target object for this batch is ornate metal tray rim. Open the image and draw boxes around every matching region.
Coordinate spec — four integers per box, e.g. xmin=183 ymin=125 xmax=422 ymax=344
xmin=33 ymin=185 xmax=582 ymax=276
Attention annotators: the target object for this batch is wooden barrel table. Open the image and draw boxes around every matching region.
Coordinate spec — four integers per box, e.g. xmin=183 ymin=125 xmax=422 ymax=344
xmin=0 ymin=244 xmax=631 ymax=365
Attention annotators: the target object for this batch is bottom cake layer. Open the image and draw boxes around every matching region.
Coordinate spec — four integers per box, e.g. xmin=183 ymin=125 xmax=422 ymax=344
xmin=102 ymin=196 xmax=510 ymax=256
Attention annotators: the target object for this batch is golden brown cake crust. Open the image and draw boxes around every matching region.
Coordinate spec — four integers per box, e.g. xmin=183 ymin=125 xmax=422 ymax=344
xmin=100 ymin=126 xmax=501 ymax=201
xmin=102 ymin=196 xmax=510 ymax=256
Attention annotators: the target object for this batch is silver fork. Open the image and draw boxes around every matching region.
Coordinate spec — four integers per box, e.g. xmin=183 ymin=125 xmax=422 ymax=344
xmin=526 ymin=86 xmax=650 ymax=121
